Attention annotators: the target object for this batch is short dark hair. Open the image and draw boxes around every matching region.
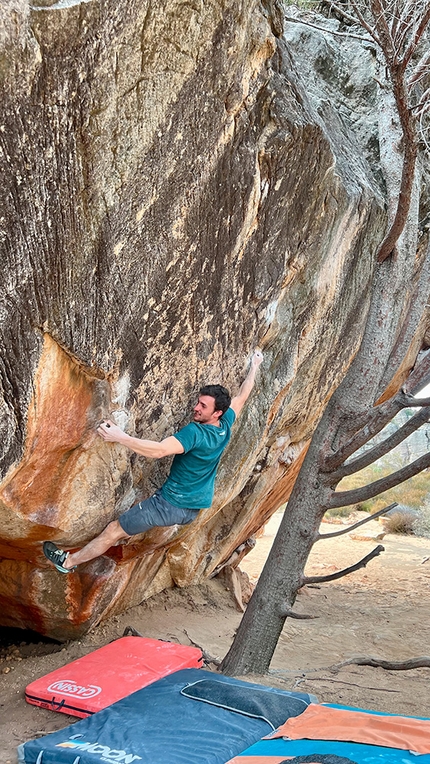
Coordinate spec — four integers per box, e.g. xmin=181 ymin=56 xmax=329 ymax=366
xmin=199 ymin=384 xmax=231 ymax=415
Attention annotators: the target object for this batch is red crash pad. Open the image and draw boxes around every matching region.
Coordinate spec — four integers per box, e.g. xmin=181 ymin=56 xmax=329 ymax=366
xmin=25 ymin=636 xmax=203 ymax=718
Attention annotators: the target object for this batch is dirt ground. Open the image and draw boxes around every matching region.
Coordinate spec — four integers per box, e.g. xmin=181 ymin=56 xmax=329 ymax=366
xmin=1 ymin=510 xmax=430 ymax=762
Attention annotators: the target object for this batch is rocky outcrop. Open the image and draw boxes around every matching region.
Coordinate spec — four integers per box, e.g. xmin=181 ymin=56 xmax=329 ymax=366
xmin=0 ymin=0 xmax=393 ymax=638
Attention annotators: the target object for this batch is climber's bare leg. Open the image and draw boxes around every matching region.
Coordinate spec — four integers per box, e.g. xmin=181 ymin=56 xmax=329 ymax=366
xmin=64 ymin=520 xmax=131 ymax=569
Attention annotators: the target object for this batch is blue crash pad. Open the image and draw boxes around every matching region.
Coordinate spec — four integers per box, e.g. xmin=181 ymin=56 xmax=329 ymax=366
xmin=231 ymin=704 xmax=430 ymax=763
xmin=18 ymin=668 xmax=316 ymax=764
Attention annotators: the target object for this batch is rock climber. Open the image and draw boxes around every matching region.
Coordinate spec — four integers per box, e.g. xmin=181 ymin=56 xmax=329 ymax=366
xmin=43 ymin=349 xmax=263 ymax=573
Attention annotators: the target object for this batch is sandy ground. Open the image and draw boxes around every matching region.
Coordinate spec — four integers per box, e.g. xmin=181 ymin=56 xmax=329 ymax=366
xmin=1 ymin=510 xmax=430 ymax=761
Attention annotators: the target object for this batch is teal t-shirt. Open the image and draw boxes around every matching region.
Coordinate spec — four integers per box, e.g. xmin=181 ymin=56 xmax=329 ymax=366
xmin=160 ymin=407 xmax=236 ymax=509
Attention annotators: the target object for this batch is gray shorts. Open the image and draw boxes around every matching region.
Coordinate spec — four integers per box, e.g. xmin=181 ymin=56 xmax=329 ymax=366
xmin=118 ymin=489 xmax=199 ymax=536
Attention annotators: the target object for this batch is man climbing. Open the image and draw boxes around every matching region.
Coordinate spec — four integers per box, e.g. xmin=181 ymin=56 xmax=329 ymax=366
xmin=43 ymin=349 xmax=263 ymax=573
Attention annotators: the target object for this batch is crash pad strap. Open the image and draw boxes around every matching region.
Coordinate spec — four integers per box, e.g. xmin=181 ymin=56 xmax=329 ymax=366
xmin=226 ymin=758 xmax=355 ymax=764
xmin=268 ymin=704 xmax=430 ymax=754
xmin=226 ymin=757 xmax=294 ymax=763
xmin=181 ymin=679 xmax=311 ymax=730
xmin=226 ymin=756 xmax=358 ymax=763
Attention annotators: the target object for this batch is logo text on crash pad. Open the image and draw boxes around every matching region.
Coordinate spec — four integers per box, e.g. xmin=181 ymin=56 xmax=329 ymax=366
xmin=47 ymin=679 xmax=102 ymax=698
xmin=56 ymin=736 xmax=142 ymax=762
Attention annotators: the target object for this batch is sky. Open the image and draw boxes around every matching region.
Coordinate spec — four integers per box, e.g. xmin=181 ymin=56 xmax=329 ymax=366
xmin=416 ymin=382 xmax=430 ymax=399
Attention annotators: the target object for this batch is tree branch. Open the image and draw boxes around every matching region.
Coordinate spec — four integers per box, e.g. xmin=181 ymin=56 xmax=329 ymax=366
xmin=282 ymin=608 xmax=318 ymax=620
xmin=302 ymin=545 xmax=384 ymax=584
xmin=393 ymin=2 xmax=419 ymax=60
xmin=316 ymin=503 xmax=397 ymax=540
xmin=370 ymin=0 xmax=397 ymax=63
xmin=322 ymin=0 xmax=366 ymax=27
xmin=408 ymin=49 xmax=430 ymax=88
xmin=372 ymin=0 xmax=424 ymax=264
xmin=419 ymin=108 xmax=430 ymax=152
xmin=414 ymin=87 xmax=430 ymax=114
xmin=400 ymin=395 xmax=430 ymax=406
xmin=351 ymin=0 xmax=383 ymax=44
xmin=403 ymin=349 xmax=430 ymax=395
xmin=401 ymin=4 xmax=430 ymax=72
xmin=322 ymin=392 xmax=408 ymax=473
xmin=331 ymin=655 xmax=430 ymax=671
xmin=389 ymin=0 xmax=403 ymax=45
xmin=329 ymin=405 xmax=430 ymax=482
xmin=284 ymin=14 xmax=372 ymax=41
xmin=330 ymin=450 xmax=430 ymax=508
xmin=323 ymin=375 xmax=430 ymax=475
xmin=377 ymin=240 xmax=430 ymax=398
xmin=183 ymin=629 xmax=221 ymax=667
xmin=377 ymin=74 xmax=418 ymax=262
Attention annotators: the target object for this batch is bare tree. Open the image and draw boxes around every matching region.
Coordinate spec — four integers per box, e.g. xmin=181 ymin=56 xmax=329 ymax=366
xmin=221 ymin=0 xmax=430 ymax=676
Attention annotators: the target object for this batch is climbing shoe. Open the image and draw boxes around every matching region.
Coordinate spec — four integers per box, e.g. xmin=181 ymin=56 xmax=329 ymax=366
xmin=43 ymin=541 xmax=75 ymax=573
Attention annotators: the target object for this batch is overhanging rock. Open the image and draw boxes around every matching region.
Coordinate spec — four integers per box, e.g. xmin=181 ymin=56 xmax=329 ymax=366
xmin=0 ymin=0 xmax=386 ymax=638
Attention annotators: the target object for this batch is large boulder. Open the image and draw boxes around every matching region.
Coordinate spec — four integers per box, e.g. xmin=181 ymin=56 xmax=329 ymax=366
xmin=0 ymin=0 xmax=389 ymax=639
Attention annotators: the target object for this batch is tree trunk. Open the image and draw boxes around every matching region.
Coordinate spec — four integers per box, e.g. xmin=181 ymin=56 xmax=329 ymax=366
xmin=221 ymin=471 xmax=330 ymax=674
xmin=220 ymin=10 xmax=430 ymax=673
xmin=222 ymin=251 xmax=430 ymax=675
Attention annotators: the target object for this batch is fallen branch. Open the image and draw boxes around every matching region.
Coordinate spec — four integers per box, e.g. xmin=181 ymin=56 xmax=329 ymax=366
xmin=316 ymin=503 xmax=397 ymax=540
xmin=282 ymin=608 xmax=319 ymax=620
xmin=302 ymin=545 xmax=384 ymax=585
xmin=331 ymin=656 xmax=430 ymax=671
xmin=297 ymin=676 xmax=400 ymax=692
xmin=209 ymin=537 xmax=256 ymax=578
xmin=122 ymin=625 xmax=143 ymax=637
xmin=183 ymin=629 xmax=221 ymax=667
